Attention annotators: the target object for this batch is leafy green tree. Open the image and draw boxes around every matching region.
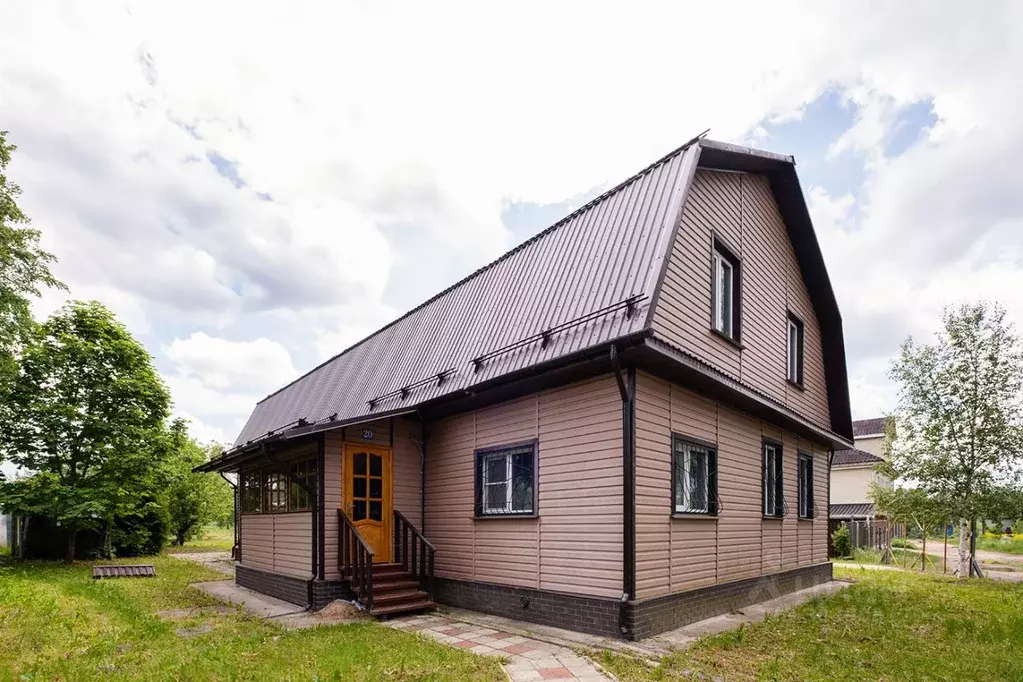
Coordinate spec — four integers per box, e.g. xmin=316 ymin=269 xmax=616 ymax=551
xmin=889 ymin=302 xmax=1023 ymax=577
xmin=0 ymin=301 xmax=171 ymax=562
xmin=0 ymin=130 xmax=65 ymax=385
xmin=871 ymin=485 xmax=951 ymax=569
xmin=165 ymin=419 xmax=234 ymax=546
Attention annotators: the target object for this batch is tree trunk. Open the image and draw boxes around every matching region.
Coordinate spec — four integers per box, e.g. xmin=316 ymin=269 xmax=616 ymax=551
xmin=957 ymin=517 xmax=971 ymax=577
xmin=176 ymin=529 xmax=187 ymax=546
xmin=65 ymin=527 xmax=77 ymax=564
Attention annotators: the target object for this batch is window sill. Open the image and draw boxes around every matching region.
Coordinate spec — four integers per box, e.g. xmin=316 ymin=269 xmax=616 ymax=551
xmin=711 ymin=328 xmax=744 ymax=350
xmin=762 ymin=515 xmax=785 ymax=521
xmin=672 ymin=512 xmax=718 ymax=520
xmin=787 ymin=379 xmax=805 ymax=392
xmin=797 ymin=516 xmax=815 ymax=522
xmin=473 ymin=513 xmax=539 ymax=521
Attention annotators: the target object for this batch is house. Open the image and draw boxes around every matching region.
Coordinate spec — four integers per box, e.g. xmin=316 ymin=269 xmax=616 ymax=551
xmin=829 ymin=417 xmax=892 ymax=522
xmin=198 ymin=137 xmax=853 ymax=640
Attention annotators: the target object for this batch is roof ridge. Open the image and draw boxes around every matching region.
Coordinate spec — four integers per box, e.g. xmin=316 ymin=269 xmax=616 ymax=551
xmin=256 ymin=134 xmax=707 ymax=405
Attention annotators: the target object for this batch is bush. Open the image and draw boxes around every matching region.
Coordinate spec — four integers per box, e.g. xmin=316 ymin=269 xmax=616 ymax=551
xmin=110 ymin=498 xmax=169 ymax=557
xmin=892 ymin=537 xmax=914 ymax=549
xmin=831 ymin=525 xmax=851 ymax=558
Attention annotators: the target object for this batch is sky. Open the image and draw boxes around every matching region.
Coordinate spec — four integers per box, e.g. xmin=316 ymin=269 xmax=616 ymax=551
xmin=2 ymin=1 xmax=1022 ymax=451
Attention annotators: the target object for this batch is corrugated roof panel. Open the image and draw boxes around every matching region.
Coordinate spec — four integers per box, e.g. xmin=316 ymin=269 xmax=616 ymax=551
xmin=234 ymin=143 xmax=701 ymax=445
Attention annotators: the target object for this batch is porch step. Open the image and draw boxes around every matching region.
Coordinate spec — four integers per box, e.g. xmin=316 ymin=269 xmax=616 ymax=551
xmin=369 ymin=598 xmax=436 ymax=617
xmin=350 ymin=565 xmax=436 ymax=618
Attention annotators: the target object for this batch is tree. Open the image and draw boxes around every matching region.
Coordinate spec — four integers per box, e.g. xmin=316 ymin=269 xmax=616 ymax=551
xmin=889 ymin=302 xmax=1023 ymax=577
xmin=870 ymin=485 xmax=951 ymax=569
xmin=165 ymin=419 xmax=234 ymax=546
xmin=0 ymin=301 xmax=171 ymax=562
xmin=0 ymin=130 xmax=65 ymax=384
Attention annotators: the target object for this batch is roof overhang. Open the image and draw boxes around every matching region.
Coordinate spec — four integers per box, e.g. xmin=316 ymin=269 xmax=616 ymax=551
xmin=194 ymin=408 xmax=417 ymax=473
xmin=633 ymin=337 xmax=854 ymax=450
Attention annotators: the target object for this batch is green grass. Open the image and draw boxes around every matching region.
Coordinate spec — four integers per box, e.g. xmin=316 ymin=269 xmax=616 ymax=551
xmin=835 ymin=547 xmax=949 ymax=574
xmin=164 ymin=525 xmax=235 ymax=554
xmin=596 ymin=568 xmax=1023 ymax=682
xmin=0 ymin=555 xmax=504 ymax=681
xmin=977 ymin=536 xmax=1023 ymax=555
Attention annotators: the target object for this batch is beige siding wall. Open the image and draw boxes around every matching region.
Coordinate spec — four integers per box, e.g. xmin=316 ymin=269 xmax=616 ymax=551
xmin=854 ymin=434 xmax=885 ymax=458
xmin=635 ymin=371 xmax=828 ymax=600
xmin=239 ymin=440 xmax=317 ymax=578
xmin=424 ymin=375 xmax=623 ymax=598
xmin=322 ymin=418 xmax=423 ymax=580
xmin=831 ymin=465 xmax=889 ymax=505
xmin=651 ymin=169 xmax=830 ymax=430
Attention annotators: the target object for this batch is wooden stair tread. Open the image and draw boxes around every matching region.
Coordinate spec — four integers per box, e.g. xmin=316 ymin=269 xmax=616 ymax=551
xmin=369 ymin=599 xmax=436 ymax=616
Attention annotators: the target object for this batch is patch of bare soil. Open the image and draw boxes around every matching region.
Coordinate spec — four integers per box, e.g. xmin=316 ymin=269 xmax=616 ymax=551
xmin=316 ymin=600 xmax=368 ymax=622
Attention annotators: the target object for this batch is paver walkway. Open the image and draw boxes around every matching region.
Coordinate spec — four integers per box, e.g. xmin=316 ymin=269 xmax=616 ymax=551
xmin=386 ymin=613 xmax=612 ymax=682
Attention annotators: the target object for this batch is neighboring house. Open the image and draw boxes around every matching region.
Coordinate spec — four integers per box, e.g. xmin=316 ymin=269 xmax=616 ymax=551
xmin=829 ymin=417 xmax=892 ymax=521
xmin=199 ymin=137 xmax=853 ymax=640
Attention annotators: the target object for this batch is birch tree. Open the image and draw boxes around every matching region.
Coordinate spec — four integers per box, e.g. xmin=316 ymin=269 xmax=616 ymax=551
xmin=889 ymin=302 xmax=1023 ymax=577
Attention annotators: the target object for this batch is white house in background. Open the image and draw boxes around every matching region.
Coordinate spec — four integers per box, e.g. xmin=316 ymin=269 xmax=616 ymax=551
xmin=830 ymin=417 xmax=892 ymax=521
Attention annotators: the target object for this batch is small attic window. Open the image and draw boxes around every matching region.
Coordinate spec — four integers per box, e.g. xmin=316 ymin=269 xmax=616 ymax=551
xmin=712 ymin=239 xmax=741 ymax=342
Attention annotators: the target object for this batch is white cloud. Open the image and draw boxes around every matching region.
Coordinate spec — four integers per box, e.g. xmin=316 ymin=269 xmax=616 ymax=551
xmin=3 ymin=0 xmax=1022 ymax=436
xmin=164 ymin=332 xmax=297 ymax=390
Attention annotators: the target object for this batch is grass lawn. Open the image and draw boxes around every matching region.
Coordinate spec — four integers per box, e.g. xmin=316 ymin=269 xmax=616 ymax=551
xmin=0 ymin=555 xmax=504 ymax=681
xmin=835 ymin=546 xmax=951 ymax=574
xmin=164 ymin=525 xmax=236 ymax=554
xmin=977 ymin=536 xmax=1023 ymax=555
xmin=597 ymin=567 xmax=1023 ymax=682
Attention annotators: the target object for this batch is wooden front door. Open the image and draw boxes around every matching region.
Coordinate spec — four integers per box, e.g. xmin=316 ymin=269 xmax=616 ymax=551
xmin=343 ymin=444 xmax=393 ymax=563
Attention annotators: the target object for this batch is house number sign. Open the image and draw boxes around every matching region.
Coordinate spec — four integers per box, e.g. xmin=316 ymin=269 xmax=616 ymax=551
xmin=361 ymin=428 xmax=375 ymax=440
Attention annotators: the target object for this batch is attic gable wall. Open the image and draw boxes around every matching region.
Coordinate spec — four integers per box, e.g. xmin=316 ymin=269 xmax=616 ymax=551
xmin=649 ymin=168 xmax=831 ymax=431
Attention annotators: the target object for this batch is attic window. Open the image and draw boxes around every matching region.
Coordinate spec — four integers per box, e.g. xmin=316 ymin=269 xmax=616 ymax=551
xmin=712 ymin=239 xmax=741 ymax=341
xmin=787 ymin=313 xmax=805 ymax=386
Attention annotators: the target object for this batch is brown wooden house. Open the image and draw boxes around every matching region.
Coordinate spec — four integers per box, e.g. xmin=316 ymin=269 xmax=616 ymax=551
xmin=198 ymin=137 xmax=854 ymax=640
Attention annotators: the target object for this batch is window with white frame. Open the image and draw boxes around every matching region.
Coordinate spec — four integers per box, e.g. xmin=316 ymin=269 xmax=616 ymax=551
xmin=763 ymin=441 xmax=784 ymax=517
xmin=475 ymin=442 xmax=536 ymax=516
xmin=712 ymin=240 xmax=740 ymax=340
xmin=798 ymin=453 xmax=814 ymax=519
xmin=787 ymin=313 xmax=804 ymax=385
xmin=672 ymin=437 xmax=717 ymax=514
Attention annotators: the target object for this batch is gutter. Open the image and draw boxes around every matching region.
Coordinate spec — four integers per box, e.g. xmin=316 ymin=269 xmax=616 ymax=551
xmin=611 ymin=345 xmax=636 ymax=639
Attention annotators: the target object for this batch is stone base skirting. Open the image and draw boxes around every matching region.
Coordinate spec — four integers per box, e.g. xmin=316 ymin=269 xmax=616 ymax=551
xmin=433 ymin=563 xmax=833 ymax=640
xmin=626 ymin=562 xmax=834 ymax=639
xmin=235 ymin=564 xmax=351 ymax=610
xmin=432 ymin=577 xmax=623 ymax=638
xmin=237 ymin=562 xmax=832 ymax=638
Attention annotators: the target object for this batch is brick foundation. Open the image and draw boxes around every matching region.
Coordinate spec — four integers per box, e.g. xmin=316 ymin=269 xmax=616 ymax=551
xmin=235 ymin=564 xmax=352 ymax=610
xmin=433 ymin=577 xmax=623 ymax=637
xmin=433 ymin=563 xmax=832 ymax=640
xmin=626 ymin=562 xmax=834 ymax=639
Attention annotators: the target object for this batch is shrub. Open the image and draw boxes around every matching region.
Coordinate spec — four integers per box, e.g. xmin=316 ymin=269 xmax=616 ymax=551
xmin=831 ymin=525 xmax=851 ymax=558
xmin=110 ymin=498 xmax=169 ymax=557
xmin=892 ymin=537 xmax=914 ymax=549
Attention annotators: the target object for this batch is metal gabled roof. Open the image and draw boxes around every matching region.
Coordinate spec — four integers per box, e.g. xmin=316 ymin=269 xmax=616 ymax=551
xmin=229 ymin=135 xmax=854 ymax=451
xmin=233 ymin=140 xmax=702 ymax=447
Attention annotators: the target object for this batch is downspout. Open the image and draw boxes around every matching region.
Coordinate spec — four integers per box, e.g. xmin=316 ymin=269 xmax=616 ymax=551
xmin=263 ymin=445 xmax=318 ymax=609
xmin=219 ymin=472 xmax=239 ymax=561
xmin=611 ymin=345 xmax=636 ymax=639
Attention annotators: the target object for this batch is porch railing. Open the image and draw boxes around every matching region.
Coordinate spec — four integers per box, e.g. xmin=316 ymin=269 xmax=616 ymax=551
xmin=393 ymin=509 xmax=436 ymax=597
xmin=337 ymin=509 xmax=375 ymax=612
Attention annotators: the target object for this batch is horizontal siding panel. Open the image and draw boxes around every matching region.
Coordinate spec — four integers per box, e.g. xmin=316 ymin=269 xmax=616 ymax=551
xmin=652 ymin=170 xmax=831 ymax=431
xmin=634 ymin=372 xmax=829 ymax=600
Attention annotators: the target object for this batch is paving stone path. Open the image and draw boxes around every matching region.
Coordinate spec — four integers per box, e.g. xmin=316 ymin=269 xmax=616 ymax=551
xmin=386 ymin=613 xmax=612 ymax=681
